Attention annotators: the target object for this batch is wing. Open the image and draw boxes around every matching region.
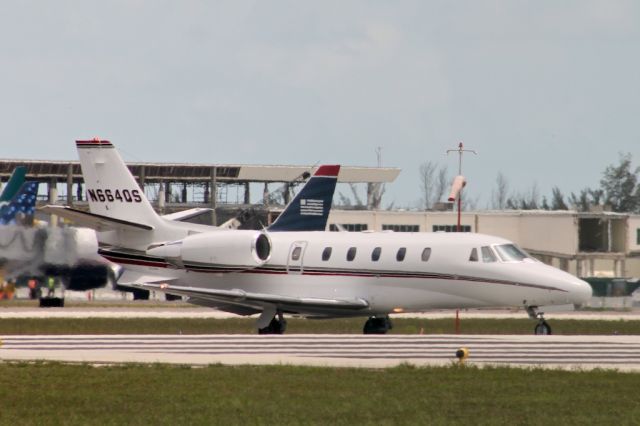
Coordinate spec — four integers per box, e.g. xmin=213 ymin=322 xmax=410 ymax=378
xmin=133 ymin=282 xmax=369 ymax=315
xmin=117 ymin=269 xmax=177 ymax=286
xmin=40 ymin=205 xmax=153 ymax=232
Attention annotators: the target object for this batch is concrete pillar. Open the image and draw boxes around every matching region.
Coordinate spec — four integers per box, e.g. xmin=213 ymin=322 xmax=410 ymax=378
xmin=158 ymin=182 xmax=165 ymax=213
xmin=138 ymin=165 xmax=146 ymax=188
xmin=283 ymin=183 xmax=291 ymax=205
xmin=210 ymin=167 xmax=217 ymax=226
xmin=48 ymin=179 xmax=57 ymax=203
xmin=66 ymin=163 xmax=73 ymax=206
xmin=559 ymin=258 xmax=569 ymax=272
xmin=181 ymin=183 xmax=187 ymax=203
xmin=576 ymin=258 xmax=583 ymax=278
xmin=76 ymin=182 xmax=83 ymax=202
xmin=263 ymin=183 xmax=269 ymax=205
xmin=48 ymin=179 xmax=58 ymax=227
xmin=589 ymin=259 xmax=595 ymax=277
xmin=164 ymin=181 xmax=171 ymax=203
xmin=244 ymin=182 xmax=250 ymax=204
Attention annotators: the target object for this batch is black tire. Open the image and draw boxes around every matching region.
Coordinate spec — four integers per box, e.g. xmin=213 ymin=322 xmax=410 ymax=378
xmin=363 ymin=317 xmax=390 ymax=334
xmin=132 ymin=289 xmax=150 ymax=300
xmin=258 ymin=318 xmax=286 ymax=335
xmin=39 ymin=297 xmax=65 ymax=308
xmin=534 ymin=321 xmax=552 ymax=335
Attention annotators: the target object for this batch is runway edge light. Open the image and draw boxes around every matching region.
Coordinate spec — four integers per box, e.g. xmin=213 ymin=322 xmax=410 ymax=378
xmin=455 ymin=347 xmax=469 ymax=364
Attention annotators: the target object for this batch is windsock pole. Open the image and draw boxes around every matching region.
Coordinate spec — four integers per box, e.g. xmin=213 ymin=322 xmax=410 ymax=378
xmin=446 ymin=142 xmax=477 ymax=232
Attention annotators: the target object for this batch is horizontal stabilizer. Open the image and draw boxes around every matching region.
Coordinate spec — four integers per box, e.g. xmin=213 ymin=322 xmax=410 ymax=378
xmin=40 ymin=205 xmax=154 ymax=232
xmin=135 ymin=283 xmax=369 ymax=311
xmin=162 ymin=208 xmax=213 ymax=222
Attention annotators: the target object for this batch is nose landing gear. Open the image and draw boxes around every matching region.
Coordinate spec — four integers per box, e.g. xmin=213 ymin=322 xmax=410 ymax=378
xmin=257 ymin=309 xmax=287 ymax=335
xmin=526 ymin=306 xmax=552 ymax=335
xmin=363 ymin=315 xmax=393 ymax=334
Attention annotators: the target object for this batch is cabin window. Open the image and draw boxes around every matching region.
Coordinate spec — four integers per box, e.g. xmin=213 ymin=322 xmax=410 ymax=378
xmin=637 ymin=228 xmax=640 ymax=245
xmin=494 ymin=244 xmax=529 ymax=262
xmin=322 ymin=247 xmax=332 ymax=261
xmin=371 ymin=247 xmax=382 ymax=261
xmin=382 ymin=224 xmax=419 ymax=232
xmin=330 ymin=224 xmax=369 ymax=232
xmin=347 ymin=247 xmax=357 ymax=261
xmin=421 ymin=248 xmax=431 ymax=262
xmin=396 ymin=247 xmax=406 ymax=261
xmin=481 ymin=246 xmax=497 ymax=263
xmin=432 ymin=224 xmax=471 ymax=233
xmin=469 ymin=248 xmax=478 ymax=262
xmin=291 ymin=246 xmax=302 ymax=261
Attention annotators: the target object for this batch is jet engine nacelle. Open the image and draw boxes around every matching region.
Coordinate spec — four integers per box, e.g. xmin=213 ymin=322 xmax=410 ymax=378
xmin=147 ymin=230 xmax=272 ymax=271
xmin=42 ymin=260 xmax=114 ymax=291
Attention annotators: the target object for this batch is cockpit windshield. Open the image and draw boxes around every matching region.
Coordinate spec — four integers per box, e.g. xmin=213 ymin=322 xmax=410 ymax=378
xmin=494 ymin=244 xmax=530 ymax=262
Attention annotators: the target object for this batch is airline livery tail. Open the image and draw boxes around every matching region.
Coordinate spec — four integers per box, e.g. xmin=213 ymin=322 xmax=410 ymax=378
xmin=0 ymin=181 xmax=39 ymax=225
xmin=268 ymin=165 xmax=339 ymax=232
xmin=0 ymin=166 xmax=27 ymax=206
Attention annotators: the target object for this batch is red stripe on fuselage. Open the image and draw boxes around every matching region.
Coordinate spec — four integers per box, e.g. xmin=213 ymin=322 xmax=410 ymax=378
xmin=104 ymin=252 xmax=567 ymax=293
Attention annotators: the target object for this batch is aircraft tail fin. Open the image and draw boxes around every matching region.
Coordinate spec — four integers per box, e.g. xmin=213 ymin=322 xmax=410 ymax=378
xmin=0 ymin=181 xmax=39 ymax=225
xmin=0 ymin=166 xmax=27 ymax=203
xmin=267 ymin=165 xmax=340 ymax=232
xmin=76 ymin=139 xmax=162 ymax=229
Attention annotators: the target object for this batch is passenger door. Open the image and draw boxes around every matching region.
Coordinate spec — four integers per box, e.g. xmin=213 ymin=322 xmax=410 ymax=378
xmin=287 ymin=241 xmax=308 ymax=274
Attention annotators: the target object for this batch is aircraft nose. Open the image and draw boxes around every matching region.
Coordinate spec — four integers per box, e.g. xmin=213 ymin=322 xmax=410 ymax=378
xmin=569 ymin=276 xmax=592 ymax=305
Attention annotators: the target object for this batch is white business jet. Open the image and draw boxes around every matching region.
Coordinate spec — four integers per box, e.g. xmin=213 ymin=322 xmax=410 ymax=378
xmin=46 ymin=140 xmax=592 ymax=335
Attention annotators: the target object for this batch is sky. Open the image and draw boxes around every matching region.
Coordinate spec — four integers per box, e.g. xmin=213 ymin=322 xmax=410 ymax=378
xmin=0 ymin=1 xmax=638 ymax=208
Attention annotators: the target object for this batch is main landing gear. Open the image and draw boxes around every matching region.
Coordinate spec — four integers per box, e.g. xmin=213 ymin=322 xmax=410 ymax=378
xmin=527 ymin=306 xmax=552 ymax=335
xmin=257 ymin=310 xmax=287 ymax=335
xmin=363 ymin=315 xmax=393 ymax=334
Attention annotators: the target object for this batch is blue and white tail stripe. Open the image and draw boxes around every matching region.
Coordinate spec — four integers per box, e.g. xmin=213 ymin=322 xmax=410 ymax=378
xmin=0 ymin=181 xmax=39 ymax=225
xmin=268 ymin=165 xmax=340 ymax=232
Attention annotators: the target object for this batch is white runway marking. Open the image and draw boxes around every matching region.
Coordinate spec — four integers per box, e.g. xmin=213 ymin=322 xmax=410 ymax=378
xmin=2 ymin=307 xmax=640 ymax=320
xmin=2 ymin=334 xmax=640 ymax=370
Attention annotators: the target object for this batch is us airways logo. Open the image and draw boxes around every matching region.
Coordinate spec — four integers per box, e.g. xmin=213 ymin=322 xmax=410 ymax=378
xmin=300 ymin=199 xmax=323 ymax=216
xmin=87 ymin=189 xmax=143 ymax=203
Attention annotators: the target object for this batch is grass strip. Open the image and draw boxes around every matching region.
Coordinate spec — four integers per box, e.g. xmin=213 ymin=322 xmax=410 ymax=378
xmin=0 ymin=362 xmax=637 ymax=425
xmin=1 ymin=317 xmax=639 ymax=335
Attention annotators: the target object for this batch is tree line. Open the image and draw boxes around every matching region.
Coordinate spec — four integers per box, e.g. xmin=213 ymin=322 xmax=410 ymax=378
xmin=419 ymin=153 xmax=640 ymax=213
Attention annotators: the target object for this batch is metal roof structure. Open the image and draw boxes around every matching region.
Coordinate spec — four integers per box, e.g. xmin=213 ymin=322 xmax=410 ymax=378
xmin=0 ymin=159 xmax=400 ymax=184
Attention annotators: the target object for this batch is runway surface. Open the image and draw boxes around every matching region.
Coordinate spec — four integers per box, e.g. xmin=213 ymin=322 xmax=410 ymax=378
xmin=2 ymin=307 xmax=640 ymax=320
xmin=1 ymin=334 xmax=639 ymax=371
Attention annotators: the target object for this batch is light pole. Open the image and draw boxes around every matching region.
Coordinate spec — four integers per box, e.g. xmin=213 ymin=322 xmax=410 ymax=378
xmin=446 ymin=142 xmax=477 ymax=232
